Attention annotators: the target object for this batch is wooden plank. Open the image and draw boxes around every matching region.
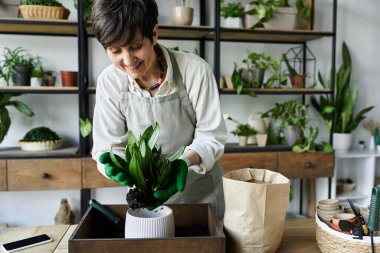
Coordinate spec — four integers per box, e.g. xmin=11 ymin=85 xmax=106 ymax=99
xmin=82 ymin=158 xmax=120 ymax=188
xmin=220 ymin=152 xmax=277 ymax=173
xmin=307 ymin=179 xmax=316 ymax=218
xmin=7 ymin=159 xmax=82 ymax=191
xmin=0 ymin=225 xmax=70 ymax=253
xmin=0 ymin=160 xmax=6 ymax=191
xmin=278 ymin=152 xmax=334 ymax=179
xmin=54 ymin=225 xmax=77 ymax=253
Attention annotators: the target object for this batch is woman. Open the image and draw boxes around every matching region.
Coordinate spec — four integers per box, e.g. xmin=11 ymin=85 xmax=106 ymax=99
xmin=91 ymin=0 xmax=227 ymax=219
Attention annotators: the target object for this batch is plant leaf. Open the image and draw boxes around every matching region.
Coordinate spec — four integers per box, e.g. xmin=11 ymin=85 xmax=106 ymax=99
xmin=168 ymin=146 xmax=185 ymax=162
xmin=80 ymin=118 xmax=92 ymax=137
xmin=148 ymin=123 xmax=160 ymax=149
xmin=7 ymin=101 xmax=34 ymax=117
xmin=0 ymin=108 xmax=11 ymax=143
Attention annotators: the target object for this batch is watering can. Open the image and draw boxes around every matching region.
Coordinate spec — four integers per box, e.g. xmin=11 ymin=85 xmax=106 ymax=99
xmin=247 ymin=113 xmax=267 ymax=144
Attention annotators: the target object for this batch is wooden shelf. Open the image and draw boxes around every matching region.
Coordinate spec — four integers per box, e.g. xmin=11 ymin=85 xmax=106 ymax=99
xmin=0 ymin=86 xmax=79 ymax=94
xmin=220 ymin=87 xmax=332 ymax=95
xmin=0 ymin=18 xmax=77 ymax=36
xmin=217 ymin=28 xmax=334 ymax=43
xmin=0 ymin=146 xmax=79 ymax=158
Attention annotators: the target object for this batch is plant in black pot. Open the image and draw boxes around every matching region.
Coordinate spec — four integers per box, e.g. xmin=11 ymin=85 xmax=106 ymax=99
xmin=0 ymin=47 xmax=41 ymax=86
xmin=0 ymin=93 xmax=34 ymax=144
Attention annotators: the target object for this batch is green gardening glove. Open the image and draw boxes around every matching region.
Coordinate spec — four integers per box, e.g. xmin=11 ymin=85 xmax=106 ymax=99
xmin=147 ymin=158 xmax=189 ymax=210
xmin=99 ymin=152 xmax=133 ymax=187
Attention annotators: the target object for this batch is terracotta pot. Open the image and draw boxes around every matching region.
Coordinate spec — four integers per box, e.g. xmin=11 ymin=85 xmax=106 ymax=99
xmin=290 ymin=74 xmax=306 ymax=88
xmin=61 ymin=71 xmax=78 ymax=87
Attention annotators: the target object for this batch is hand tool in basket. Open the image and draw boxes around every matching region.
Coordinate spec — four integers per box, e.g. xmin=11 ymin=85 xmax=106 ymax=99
xmin=368 ymin=187 xmax=380 ymax=253
xmin=89 ymin=199 xmax=125 ymax=237
xmin=348 ymin=198 xmax=369 ymax=236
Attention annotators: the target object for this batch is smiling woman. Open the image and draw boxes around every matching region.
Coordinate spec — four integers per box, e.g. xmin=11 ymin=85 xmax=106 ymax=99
xmin=90 ymin=0 xmax=227 ymax=220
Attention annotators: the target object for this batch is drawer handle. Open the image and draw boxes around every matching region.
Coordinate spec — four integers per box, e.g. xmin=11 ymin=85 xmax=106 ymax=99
xmin=41 ymin=172 xmax=50 ymax=179
xmin=304 ymin=162 xmax=313 ymax=168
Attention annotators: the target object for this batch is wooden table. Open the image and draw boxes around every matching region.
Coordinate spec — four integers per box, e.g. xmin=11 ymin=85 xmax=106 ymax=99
xmin=0 ymin=219 xmax=320 ymax=253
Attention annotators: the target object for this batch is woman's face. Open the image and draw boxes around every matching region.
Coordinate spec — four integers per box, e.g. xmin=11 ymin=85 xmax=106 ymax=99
xmin=106 ymin=25 xmax=158 ymax=79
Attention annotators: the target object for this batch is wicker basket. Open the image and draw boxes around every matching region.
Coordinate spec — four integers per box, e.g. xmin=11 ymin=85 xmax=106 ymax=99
xmin=19 ymin=139 xmax=63 ymax=151
xmin=316 ymin=214 xmax=380 ymax=253
xmin=18 ymin=5 xmax=70 ymax=20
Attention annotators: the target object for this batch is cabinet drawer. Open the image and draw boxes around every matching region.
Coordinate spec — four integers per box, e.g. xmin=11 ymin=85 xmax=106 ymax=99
xmin=278 ymin=152 xmax=334 ymax=179
xmin=7 ymin=159 xmax=82 ymax=191
xmin=82 ymin=158 xmax=120 ymax=188
xmin=220 ymin=152 xmax=277 ymax=173
xmin=0 ymin=160 xmax=6 ymax=191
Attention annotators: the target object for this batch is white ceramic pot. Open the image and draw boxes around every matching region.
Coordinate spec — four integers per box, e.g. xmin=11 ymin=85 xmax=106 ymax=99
xmin=282 ymin=125 xmax=301 ymax=147
xmin=333 ymin=133 xmax=352 ymax=152
xmin=256 ymin=133 xmax=268 ymax=147
xmin=238 ymin=136 xmax=248 ymax=147
xmin=265 ymin=7 xmax=297 ymax=30
xmin=171 ymin=6 xmax=193 ymax=26
xmin=221 ymin=17 xmax=243 ymax=28
xmin=244 ymin=3 xmax=260 ymax=28
xmin=125 ymin=205 xmax=175 ymax=238
xmin=31 ymin=77 xmax=43 ymax=87
xmin=247 ymin=113 xmax=267 ymax=144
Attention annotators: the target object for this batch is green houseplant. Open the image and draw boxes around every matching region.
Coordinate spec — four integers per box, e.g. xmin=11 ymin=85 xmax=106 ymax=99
xmin=231 ymin=51 xmax=287 ymax=95
xmin=19 ymin=126 xmax=63 ymax=151
xmin=282 ymin=53 xmax=306 ymax=88
xmin=0 ymin=47 xmax=41 ymax=86
xmin=220 ymin=0 xmax=244 ymax=27
xmin=19 ymin=0 xmax=70 ymax=20
xmin=262 ymin=99 xmax=322 ymax=152
xmin=74 ymin=0 xmax=94 ymax=22
xmin=231 ymin=123 xmax=257 ymax=147
xmin=311 ymin=42 xmax=374 ymax=151
xmin=0 ymin=94 xmax=34 ymax=144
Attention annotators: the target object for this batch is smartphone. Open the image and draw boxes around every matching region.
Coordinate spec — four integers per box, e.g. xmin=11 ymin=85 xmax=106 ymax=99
xmin=1 ymin=234 xmax=53 ymax=252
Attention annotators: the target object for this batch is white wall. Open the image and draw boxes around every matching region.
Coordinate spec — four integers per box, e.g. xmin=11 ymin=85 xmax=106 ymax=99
xmin=1 ymin=0 xmax=380 ymax=226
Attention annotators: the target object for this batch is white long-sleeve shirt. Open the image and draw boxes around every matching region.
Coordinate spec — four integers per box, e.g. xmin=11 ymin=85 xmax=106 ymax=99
xmin=92 ymin=44 xmax=227 ymax=176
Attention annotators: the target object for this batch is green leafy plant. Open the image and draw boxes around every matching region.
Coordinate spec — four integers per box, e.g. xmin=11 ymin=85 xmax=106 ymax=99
xmin=311 ymin=42 xmax=374 ymax=134
xmin=20 ymin=127 xmax=61 ymax=141
xmin=0 ymin=94 xmax=34 ymax=143
xmin=74 ymin=0 xmax=94 ymax=22
xmin=21 ymin=0 xmax=63 ymax=6
xmin=231 ymin=51 xmax=287 ymax=95
xmin=282 ymin=53 xmax=298 ymax=75
xmin=296 ymin=0 xmax=311 ymax=21
xmin=80 ymin=118 xmax=92 ymax=138
xmin=245 ymin=0 xmax=290 ymax=29
xmin=231 ymin=123 xmax=257 ymax=136
xmin=220 ymin=0 xmax=245 ymax=18
xmin=0 ymin=47 xmax=41 ymax=86
xmin=109 ymin=123 xmax=185 ymax=209
xmin=31 ymin=67 xmax=44 ymax=78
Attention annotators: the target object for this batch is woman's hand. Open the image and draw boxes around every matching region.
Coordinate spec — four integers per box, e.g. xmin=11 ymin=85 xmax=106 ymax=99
xmin=99 ymin=152 xmax=133 ymax=187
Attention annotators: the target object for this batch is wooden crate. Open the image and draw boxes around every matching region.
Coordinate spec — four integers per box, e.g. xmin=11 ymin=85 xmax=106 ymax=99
xmin=69 ymin=204 xmax=225 ymax=253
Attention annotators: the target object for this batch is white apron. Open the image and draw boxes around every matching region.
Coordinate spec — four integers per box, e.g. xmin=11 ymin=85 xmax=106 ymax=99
xmin=120 ymin=49 xmax=225 ymax=219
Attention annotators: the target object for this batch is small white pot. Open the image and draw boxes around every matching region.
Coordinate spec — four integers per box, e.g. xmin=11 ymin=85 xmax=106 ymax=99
xmin=221 ymin=17 xmax=243 ymax=28
xmin=31 ymin=77 xmax=43 ymax=87
xmin=125 ymin=205 xmax=175 ymax=238
xmin=171 ymin=6 xmax=194 ymax=26
xmin=238 ymin=136 xmax=248 ymax=147
xmin=256 ymin=133 xmax=268 ymax=147
xmin=333 ymin=133 xmax=352 ymax=152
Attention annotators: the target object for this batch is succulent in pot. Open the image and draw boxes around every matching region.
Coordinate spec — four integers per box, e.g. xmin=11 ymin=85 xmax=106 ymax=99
xmin=19 ymin=126 xmax=63 ymax=151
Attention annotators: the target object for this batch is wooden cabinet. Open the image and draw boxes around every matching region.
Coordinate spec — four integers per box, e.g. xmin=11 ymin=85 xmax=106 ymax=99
xmin=0 ymin=160 xmax=6 ymax=191
xmin=7 ymin=159 xmax=82 ymax=191
xmin=220 ymin=152 xmax=277 ymax=173
xmin=278 ymin=152 xmax=334 ymax=179
xmin=221 ymin=152 xmax=334 ymax=179
xmin=82 ymin=158 xmax=119 ymax=189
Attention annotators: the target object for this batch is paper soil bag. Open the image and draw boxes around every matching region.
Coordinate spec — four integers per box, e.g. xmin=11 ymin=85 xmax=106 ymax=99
xmin=223 ymin=168 xmax=290 ymax=253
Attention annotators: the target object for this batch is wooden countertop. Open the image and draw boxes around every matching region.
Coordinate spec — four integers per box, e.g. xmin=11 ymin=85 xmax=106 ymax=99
xmin=0 ymin=219 xmax=320 ymax=253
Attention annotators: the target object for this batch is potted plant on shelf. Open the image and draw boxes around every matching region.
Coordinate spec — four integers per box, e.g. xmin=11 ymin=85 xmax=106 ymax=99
xmin=244 ymin=0 xmax=297 ymax=29
xmin=231 ymin=51 xmax=286 ymax=95
xmin=311 ymin=42 xmax=374 ymax=151
xmin=295 ymin=0 xmax=313 ymax=30
xmin=0 ymin=47 xmax=41 ymax=86
xmin=220 ymin=0 xmax=245 ymax=28
xmin=171 ymin=0 xmax=194 ymax=26
xmin=19 ymin=0 xmax=70 ymax=20
xmin=231 ymin=123 xmax=257 ymax=147
xmin=100 ymin=123 xmax=187 ymax=238
xmin=262 ymin=100 xmax=308 ymax=147
xmin=31 ymin=67 xmax=44 ymax=87
xmin=0 ymin=94 xmax=34 ymax=144
xmin=282 ymin=53 xmax=306 ymax=88
xmin=19 ymin=126 xmax=63 ymax=151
